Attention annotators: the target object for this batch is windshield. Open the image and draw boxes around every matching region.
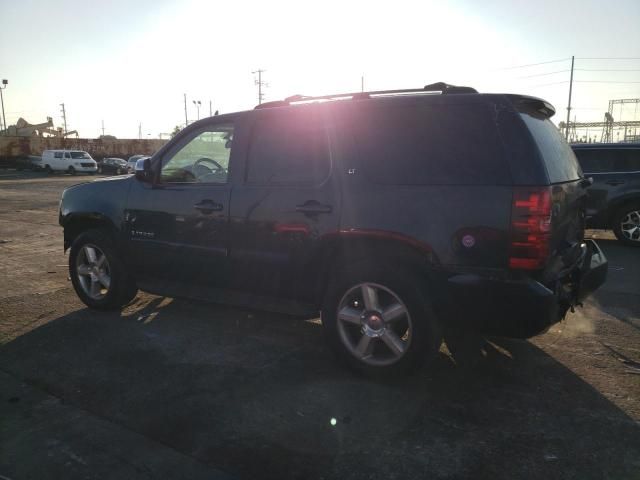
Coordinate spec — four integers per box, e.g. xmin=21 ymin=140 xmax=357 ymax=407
xmin=70 ymin=151 xmax=91 ymax=159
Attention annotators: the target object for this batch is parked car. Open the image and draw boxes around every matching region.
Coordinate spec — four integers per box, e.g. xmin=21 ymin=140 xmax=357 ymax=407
xmin=98 ymin=157 xmax=128 ymax=175
xmin=59 ymin=83 xmax=608 ymax=376
xmin=126 ymin=155 xmax=148 ymax=172
xmin=572 ymin=143 xmax=640 ymax=246
xmin=42 ymin=150 xmax=98 ymax=175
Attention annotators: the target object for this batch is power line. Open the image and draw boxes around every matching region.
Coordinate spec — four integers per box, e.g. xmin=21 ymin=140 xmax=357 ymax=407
xmin=575 ymin=57 xmax=640 ymax=60
xmin=518 ymin=69 xmax=570 ymax=79
xmin=493 ymin=58 xmax=570 ymax=71
xmin=575 ymin=68 xmax=640 ymax=72
xmin=526 ymin=80 xmax=569 ymax=88
xmin=574 ymin=80 xmax=640 ymax=84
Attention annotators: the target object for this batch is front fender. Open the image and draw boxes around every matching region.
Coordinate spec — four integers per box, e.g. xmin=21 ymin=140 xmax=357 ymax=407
xmin=59 ymin=176 xmax=133 ymax=250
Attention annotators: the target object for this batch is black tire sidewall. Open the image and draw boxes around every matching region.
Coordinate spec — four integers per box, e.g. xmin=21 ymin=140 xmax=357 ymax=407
xmin=69 ymin=229 xmax=131 ymax=310
xmin=321 ymin=264 xmax=442 ymax=376
xmin=612 ymin=202 xmax=640 ymax=247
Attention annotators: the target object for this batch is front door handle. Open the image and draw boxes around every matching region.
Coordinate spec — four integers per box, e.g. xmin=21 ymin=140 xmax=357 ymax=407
xmin=605 ymin=180 xmax=625 ymax=186
xmin=194 ymin=199 xmax=223 ymax=213
xmin=296 ymin=201 xmax=332 ymax=214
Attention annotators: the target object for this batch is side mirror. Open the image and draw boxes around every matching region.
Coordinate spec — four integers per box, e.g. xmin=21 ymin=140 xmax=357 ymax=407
xmin=135 ymin=158 xmax=152 ymax=182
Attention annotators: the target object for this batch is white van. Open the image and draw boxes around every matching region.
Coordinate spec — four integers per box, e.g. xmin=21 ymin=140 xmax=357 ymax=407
xmin=41 ymin=150 xmax=98 ymax=174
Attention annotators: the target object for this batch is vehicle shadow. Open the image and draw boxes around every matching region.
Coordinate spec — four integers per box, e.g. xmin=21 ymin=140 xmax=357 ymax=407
xmin=1 ymin=297 xmax=639 ymax=480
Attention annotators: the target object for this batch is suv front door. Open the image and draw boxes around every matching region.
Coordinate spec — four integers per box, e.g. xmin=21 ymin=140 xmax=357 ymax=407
xmin=125 ymin=121 xmax=236 ymax=291
xmin=228 ymin=106 xmax=340 ymax=302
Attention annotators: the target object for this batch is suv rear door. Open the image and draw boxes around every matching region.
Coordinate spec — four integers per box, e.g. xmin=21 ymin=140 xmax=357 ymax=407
xmin=228 ymin=105 xmax=340 ymax=301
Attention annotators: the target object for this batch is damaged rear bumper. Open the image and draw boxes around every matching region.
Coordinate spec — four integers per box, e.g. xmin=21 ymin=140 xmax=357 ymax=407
xmin=444 ymin=239 xmax=608 ymax=339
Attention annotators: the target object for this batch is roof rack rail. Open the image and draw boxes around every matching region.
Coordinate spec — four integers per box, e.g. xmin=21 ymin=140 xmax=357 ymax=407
xmin=254 ymin=82 xmax=477 ymax=109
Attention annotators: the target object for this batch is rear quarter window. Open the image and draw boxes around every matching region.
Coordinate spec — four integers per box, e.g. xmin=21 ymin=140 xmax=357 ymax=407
xmin=349 ymin=102 xmax=510 ymax=185
xmin=519 ymin=113 xmax=582 ymax=183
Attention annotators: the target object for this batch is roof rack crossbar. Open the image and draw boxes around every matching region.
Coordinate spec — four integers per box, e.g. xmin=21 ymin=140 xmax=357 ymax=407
xmin=255 ymin=82 xmax=478 ymax=109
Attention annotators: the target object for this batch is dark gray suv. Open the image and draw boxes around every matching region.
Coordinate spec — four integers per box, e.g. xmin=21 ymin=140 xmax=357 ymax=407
xmin=59 ymin=83 xmax=608 ymax=375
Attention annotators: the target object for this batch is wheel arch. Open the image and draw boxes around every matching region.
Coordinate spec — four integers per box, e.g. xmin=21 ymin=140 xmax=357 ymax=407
xmin=62 ymin=213 xmax=118 ymax=251
xmin=607 ymin=194 xmax=640 ymax=225
xmin=310 ymin=230 xmax=440 ymax=306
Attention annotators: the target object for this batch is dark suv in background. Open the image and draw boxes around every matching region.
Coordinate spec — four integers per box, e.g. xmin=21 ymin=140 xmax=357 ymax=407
xmin=572 ymin=143 xmax=640 ymax=246
xmin=59 ymin=83 xmax=608 ymax=375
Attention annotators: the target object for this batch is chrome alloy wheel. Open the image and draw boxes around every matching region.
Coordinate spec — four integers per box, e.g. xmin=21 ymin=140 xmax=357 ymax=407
xmin=621 ymin=210 xmax=640 ymax=242
xmin=76 ymin=244 xmax=111 ymax=300
xmin=336 ymin=283 xmax=412 ymax=366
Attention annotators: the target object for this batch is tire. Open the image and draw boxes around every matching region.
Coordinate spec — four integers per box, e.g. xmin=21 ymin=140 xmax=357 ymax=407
xmin=68 ymin=166 xmax=76 ymax=175
xmin=69 ymin=229 xmax=138 ymax=310
xmin=321 ymin=263 xmax=442 ymax=377
xmin=612 ymin=202 xmax=640 ymax=247
xmin=45 ymin=165 xmax=52 ymax=174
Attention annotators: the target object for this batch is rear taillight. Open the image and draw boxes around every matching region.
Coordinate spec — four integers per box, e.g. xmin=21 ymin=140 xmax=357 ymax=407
xmin=509 ymin=186 xmax=552 ymax=270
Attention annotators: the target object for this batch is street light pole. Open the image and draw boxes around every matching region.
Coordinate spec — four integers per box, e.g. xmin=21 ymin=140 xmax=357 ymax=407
xmin=192 ymin=100 xmax=201 ymax=120
xmin=0 ymin=79 xmax=8 ymax=135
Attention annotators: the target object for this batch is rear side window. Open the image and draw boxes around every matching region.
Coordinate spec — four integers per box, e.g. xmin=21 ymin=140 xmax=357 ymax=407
xmin=576 ymin=148 xmax=640 ymax=173
xmin=349 ymin=103 xmax=509 ymax=185
xmin=54 ymin=152 xmax=63 ymax=159
xmin=628 ymin=150 xmax=640 ymax=171
xmin=519 ymin=113 xmax=581 ymax=183
xmin=247 ymin=110 xmax=330 ymax=185
xmin=573 ymin=149 xmax=615 ymax=173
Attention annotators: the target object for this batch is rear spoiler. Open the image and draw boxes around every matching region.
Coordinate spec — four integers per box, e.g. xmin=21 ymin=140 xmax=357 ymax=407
xmin=506 ymin=94 xmax=556 ymax=118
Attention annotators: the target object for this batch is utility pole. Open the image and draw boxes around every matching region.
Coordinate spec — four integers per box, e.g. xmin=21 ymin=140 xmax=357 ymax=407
xmin=101 ymin=120 xmax=105 ymax=136
xmin=361 ymin=75 xmax=364 ymax=93
xmin=209 ymin=100 xmax=212 ymax=117
xmin=183 ymin=93 xmax=188 ymax=127
xmin=252 ymin=69 xmax=266 ymax=104
xmin=0 ymin=79 xmax=7 ymax=135
xmin=138 ymin=122 xmax=142 ymax=140
xmin=60 ymin=103 xmax=68 ymax=136
xmin=565 ymin=55 xmax=575 ymax=140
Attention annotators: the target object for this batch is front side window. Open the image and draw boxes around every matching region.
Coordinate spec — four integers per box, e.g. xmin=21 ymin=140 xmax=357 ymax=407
xmin=246 ymin=110 xmax=330 ymax=185
xmin=160 ymin=125 xmax=234 ymax=184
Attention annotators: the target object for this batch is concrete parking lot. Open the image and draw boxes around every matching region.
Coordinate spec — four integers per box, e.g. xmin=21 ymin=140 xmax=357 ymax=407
xmin=1 ymin=170 xmax=639 ymax=479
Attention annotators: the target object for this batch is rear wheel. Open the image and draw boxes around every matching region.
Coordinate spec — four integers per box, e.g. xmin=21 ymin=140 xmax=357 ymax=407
xmin=69 ymin=229 xmax=138 ymax=310
xmin=613 ymin=202 xmax=640 ymax=247
xmin=322 ymin=264 xmax=442 ymax=376
xmin=44 ymin=165 xmax=52 ymax=174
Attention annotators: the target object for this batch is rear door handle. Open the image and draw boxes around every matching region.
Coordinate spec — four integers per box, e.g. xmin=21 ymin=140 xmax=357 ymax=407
xmin=605 ymin=180 xmax=625 ymax=186
xmin=295 ymin=201 xmax=332 ymax=214
xmin=194 ymin=199 xmax=223 ymax=213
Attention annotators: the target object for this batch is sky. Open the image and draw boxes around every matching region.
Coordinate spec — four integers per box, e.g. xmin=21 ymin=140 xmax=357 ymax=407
xmin=1 ymin=0 xmax=639 ymax=139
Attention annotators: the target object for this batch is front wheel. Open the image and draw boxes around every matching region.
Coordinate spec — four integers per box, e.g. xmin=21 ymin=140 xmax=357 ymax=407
xmin=612 ymin=202 xmax=640 ymax=247
xmin=69 ymin=229 xmax=138 ymax=310
xmin=68 ymin=166 xmax=76 ymax=175
xmin=321 ymin=264 xmax=442 ymax=377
